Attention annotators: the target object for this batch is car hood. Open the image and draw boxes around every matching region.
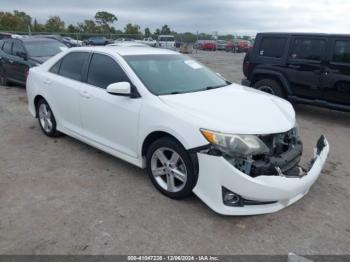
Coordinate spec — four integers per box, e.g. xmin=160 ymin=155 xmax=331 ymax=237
xmin=159 ymin=84 xmax=295 ymax=135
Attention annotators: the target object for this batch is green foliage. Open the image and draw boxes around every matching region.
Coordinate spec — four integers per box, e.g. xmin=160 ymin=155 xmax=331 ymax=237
xmin=45 ymin=16 xmax=65 ymax=32
xmin=0 ymin=10 xmax=31 ymax=31
xmin=144 ymin=27 xmax=151 ymax=37
xmin=95 ymin=11 xmax=117 ymax=33
xmin=124 ymin=23 xmax=141 ymax=35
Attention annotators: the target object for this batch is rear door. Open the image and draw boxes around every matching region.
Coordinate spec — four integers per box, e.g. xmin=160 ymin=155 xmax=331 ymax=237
xmin=285 ymin=37 xmax=327 ymax=99
xmin=319 ymin=38 xmax=350 ymax=106
xmin=47 ymin=51 xmax=90 ymax=133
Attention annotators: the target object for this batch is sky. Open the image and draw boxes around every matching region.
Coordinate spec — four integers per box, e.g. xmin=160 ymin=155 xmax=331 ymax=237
xmin=1 ymin=0 xmax=350 ymax=35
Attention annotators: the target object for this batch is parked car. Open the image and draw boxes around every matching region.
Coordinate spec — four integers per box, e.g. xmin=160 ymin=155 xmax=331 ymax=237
xmin=216 ymin=40 xmax=227 ymax=50
xmin=33 ymin=34 xmax=79 ymax=47
xmin=140 ymin=37 xmax=157 ymax=47
xmin=0 ymin=32 xmax=12 ymax=40
xmin=157 ymin=35 xmax=175 ymax=50
xmin=199 ymin=40 xmax=217 ymax=51
xmin=0 ymin=37 xmax=67 ymax=86
xmin=83 ymin=37 xmax=111 ymax=46
xmin=242 ymin=32 xmax=350 ymax=112
xmin=108 ymin=41 xmax=150 ymax=47
xmin=26 ymin=46 xmax=329 ymax=215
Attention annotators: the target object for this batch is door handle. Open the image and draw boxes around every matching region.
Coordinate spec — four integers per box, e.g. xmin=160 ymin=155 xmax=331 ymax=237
xmin=80 ymin=90 xmax=90 ymax=99
xmin=44 ymin=79 xmax=51 ymax=85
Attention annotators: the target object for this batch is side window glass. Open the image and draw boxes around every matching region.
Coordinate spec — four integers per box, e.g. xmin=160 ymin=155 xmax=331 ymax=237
xmin=333 ymin=40 xmax=350 ymax=63
xmin=59 ymin=52 xmax=89 ymax=81
xmin=3 ymin=41 xmax=12 ymax=54
xmin=259 ymin=37 xmax=287 ymax=58
xmin=50 ymin=60 xmax=62 ymax=74
xmin=290 ymin=38 xmax=326 ymax=61
xmin=87 ymin=53 xmax=129 ymax=89
xmin=12 ymin=41 xmax=25 ymax=56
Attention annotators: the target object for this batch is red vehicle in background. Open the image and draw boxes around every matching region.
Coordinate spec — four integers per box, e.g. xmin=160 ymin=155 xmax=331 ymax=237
xmin=196 ymin=40 xmax=217 ymax=51
xmin=225 ymin=39 xmax=251 ymax=53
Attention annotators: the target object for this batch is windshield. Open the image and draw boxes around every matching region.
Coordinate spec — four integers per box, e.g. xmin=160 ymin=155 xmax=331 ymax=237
xmin=24 ymin=40 xmax=67 ymax=57
xmin=124 ymin=54 xmax=228 ymax=95
xmin=159 ymin=37 xmax=174 ymax=42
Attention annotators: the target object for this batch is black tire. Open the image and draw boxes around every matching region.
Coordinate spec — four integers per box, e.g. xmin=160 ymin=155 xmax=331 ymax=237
xmin=0 ymin=67 xmax=8 ymax=86
xmin=146 ymin=137 xmax=198 ymax=199
xmin=36 ymin=98 xmax=62 ymax=137
xmin=253 ymin=79 xmax=285 ymax=98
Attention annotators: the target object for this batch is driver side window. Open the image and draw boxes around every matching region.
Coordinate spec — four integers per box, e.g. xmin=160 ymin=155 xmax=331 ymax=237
xmin=12 ymin=41 xmax=25 ymax=57
xmin=87 ymin=53 xmax=129 ymax=89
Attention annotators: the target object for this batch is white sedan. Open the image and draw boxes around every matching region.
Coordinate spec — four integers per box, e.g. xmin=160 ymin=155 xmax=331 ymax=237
xmin=26 ymin=46 xmax=329 ymax=215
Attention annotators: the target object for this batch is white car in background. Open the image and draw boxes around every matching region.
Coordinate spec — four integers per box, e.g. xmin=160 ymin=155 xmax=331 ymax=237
xmin=108 ymin=41 xmax=150 ymax=48
xmin=139 ymin=37 xmax=157 ymax=47
xmin=157 ymin=35 xmax=176 ymax=50
xmin=26 ymin=46 xmax=329 ymax=215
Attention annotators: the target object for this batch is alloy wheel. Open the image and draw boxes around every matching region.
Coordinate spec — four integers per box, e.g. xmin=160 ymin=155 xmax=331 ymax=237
xmin=38 ymin=103 xmax=53 ymax=133
xmin=150 ymin=147 xmax=187 ymax=193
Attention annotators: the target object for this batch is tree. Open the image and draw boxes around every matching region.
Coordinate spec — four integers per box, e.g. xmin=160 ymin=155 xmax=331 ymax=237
xmin=67 ymin=24 xmax=78 ymax=33
xmin=79 ymin=19 xmax=99 ymax=33
xmin=45 ymin=16 xmax=65 ymax=32
xmin=144 ymin=27 xmax=151 ymax=37
xmin=160 ymin=24 xmax=171 ymax=35
xmin=154 ymin=28 xmax=161 ymax=36
xmin=94 ymin=11 xmax=117 ymax=33
xmin=0 ymin=10 xmax=32 ymax=31
xmin=124 ymin=23 xmax=140 ymax=35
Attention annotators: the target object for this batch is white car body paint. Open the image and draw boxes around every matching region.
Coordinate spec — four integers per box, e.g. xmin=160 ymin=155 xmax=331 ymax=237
xmin=26 ymin=46 xmax=329 ymax=215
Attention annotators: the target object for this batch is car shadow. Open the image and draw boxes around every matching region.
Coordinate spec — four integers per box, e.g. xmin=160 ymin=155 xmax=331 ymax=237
xmin=293 ymin=103 xmax=350 ymax=129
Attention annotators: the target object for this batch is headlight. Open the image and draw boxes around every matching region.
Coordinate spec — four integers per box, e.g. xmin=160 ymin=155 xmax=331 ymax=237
xmin=200 ymin=129 xmax=269 ymax=157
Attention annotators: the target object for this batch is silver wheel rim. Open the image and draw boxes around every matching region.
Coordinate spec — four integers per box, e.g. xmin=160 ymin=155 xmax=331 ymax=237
xmin=258 ymin=85 xmax=275 ymax=94
xmin=38 ymin=103 xmax=53 ymax=133
xmin=151 ymin=147 xmax=187 ymax=193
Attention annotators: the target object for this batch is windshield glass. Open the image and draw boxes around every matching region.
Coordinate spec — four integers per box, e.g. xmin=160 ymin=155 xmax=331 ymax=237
xmin=24 ymin=40 xmax=66 ymax=57
xmin=159 ymin=37 xmax=174 ymax=42
xmin=124 ymin=54 xmax=228 ymax=95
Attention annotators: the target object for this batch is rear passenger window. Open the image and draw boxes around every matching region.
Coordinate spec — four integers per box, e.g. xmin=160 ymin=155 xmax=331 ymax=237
xmin=333 ymin=40 xmax=350 ymax=63
xmin=3 ymin=41 xmax=12 ymax=54
xmin=87 ymin=53 xmax=129 ymax=88
xmin=59 ymin=52 xmax=89 ymax=81
xmin=259 ymin=37 xmax=287 ymax=58
xmin=50 ymin=60 xmax=61 ymax=74
xmin=290 ymin=38 xmax=326 ymax=61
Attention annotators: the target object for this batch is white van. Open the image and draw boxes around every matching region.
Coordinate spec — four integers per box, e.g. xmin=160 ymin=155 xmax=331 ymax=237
xmin=157 ymin=35 xmax=175 ymax=50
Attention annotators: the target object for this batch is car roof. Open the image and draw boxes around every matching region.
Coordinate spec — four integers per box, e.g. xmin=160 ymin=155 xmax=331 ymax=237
xmin=68 ymin=46 xmax=178 ymax=56
xmin=258 ymin=32 xmax=350 ymax=38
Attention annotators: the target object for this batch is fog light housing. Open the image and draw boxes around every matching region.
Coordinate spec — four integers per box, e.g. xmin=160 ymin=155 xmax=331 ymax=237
xmin=222 ymin=187 xmax=243 ymax=207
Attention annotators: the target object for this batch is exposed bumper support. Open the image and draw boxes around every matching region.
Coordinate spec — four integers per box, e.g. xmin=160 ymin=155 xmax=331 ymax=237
xmin=193 ymin=136 xmax=329 ymax=215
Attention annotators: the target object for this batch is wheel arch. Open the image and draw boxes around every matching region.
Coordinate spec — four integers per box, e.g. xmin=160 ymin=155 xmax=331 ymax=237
xmin=251 ymin=70 xmax=292 ymax=95
xmin=34 ymin=95 xmax=45 ymax=118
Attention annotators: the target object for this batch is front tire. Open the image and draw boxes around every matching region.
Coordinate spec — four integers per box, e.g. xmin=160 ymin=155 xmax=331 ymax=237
xmin=253 ymin=79 xmax=285 ymax=98
xmin=146 ymin=137 xmax=198 ymax=199
xmin=0 ymin=67 xmax=8 ymax=86
xmin=37 ymin=99 xmax=61 ymax=137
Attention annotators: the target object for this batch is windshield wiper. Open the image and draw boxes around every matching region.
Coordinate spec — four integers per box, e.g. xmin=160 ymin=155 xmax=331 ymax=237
xmin=205 ymin=84 xmax=227 ymax=90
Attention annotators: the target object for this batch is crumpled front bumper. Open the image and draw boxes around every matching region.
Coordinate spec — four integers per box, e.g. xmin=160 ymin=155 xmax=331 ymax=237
xmin=192 ymin=136 xmax=329 ymax=215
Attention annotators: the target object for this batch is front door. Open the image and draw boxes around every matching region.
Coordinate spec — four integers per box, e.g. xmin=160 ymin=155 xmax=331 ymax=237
xmin=79 ymin=53 xmax=141 ymax=158
xmin=11 ymin=40 xmax=28 ymax=84
xmin=285 ymin=37 xmax=327 ymax=99
xmin=319 ymin=38 xmax=350 ymax=106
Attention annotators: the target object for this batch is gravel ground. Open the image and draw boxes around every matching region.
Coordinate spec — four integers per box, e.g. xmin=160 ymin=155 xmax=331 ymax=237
xmin=0 ymin=50 xmax=349 ymax=255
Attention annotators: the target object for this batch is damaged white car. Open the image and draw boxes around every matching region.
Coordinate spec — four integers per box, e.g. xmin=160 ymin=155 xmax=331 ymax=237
xmin=26 ymin=46 xmax=329 ymax=215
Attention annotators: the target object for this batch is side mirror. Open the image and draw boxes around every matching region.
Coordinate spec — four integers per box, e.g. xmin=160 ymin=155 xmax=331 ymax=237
xmin=106 ymin=82 xmax=131 ymax=96
xmin=16 ymin=51 xmax=27 ymax=60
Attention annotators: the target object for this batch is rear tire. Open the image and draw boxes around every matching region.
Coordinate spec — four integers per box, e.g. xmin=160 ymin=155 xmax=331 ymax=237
xmin=146 ymin=137 xmax=198 ymax=199
xmin=37 ymin=98 xmax=62 ymax=137
xmin=253 ymin=79 xmax=285 ymax=98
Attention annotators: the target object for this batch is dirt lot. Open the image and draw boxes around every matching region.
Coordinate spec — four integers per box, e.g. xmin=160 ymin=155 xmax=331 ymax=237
xmin=0 ymin=50 xmax=349 ymax=255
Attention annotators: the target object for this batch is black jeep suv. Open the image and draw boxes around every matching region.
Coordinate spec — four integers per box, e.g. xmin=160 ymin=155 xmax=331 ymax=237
xmin=242 ymin=33 xmax=350 ymax=112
